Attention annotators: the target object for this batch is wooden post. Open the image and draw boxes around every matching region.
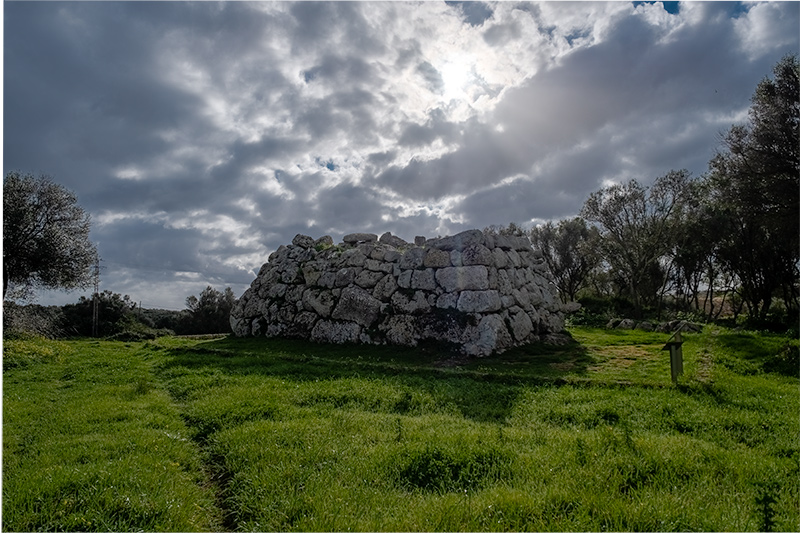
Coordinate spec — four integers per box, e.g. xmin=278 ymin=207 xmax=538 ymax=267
xmin=662 ymin=330 xmax=684 ymax=384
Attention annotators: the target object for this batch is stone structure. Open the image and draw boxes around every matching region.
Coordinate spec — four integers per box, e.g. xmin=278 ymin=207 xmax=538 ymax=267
xmin=230 ymin=229 xmax=566 ymax=356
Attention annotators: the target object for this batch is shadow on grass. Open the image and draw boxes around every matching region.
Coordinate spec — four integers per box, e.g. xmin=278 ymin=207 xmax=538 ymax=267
xmin=154 ymin=334 xmax=594 ymax=424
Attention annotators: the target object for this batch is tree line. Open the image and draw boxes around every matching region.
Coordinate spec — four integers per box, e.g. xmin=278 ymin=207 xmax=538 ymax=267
xmin=3 ymin=286 xmax=236 ymax=340
xmin=505 ymin=55 xmax=798 ymax=329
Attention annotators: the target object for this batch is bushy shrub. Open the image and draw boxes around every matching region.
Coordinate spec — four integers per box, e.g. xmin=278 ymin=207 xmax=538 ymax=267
xmin=107 ymin=315 xmax=174 ymax=342
xmin=3 ymin=302 xmax=65 ymax=339
xmin=763 ymin=342 xmax=800 ymax=377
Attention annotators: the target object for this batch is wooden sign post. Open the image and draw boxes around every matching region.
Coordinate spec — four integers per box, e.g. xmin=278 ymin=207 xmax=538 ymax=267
xmin=662 ymin=330 xmax=684 ymax=384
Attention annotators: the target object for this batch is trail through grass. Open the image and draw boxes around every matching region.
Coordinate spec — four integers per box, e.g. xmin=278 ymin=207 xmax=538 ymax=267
xmin=3 ymin=327 xmax=798 ymax=531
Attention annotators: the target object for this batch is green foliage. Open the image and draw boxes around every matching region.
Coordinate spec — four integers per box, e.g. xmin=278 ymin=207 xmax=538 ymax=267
xmin=581 ymin=170 xmax=695 ymax=317
xmin=106 ymin=315 xmax=174 ymax=342
xmin=3 ymin=327 xmax=798 ymax=531
xmin=705 ymin=54 xmax=799 ymax=319
xmin=3 ymin=301 xmax=66 ymax=338
xmin=61 ymin=290 xmax=136 ymax=337
xmin=184 ymin=286 xmax=236 ymax=334
xmin=529 ymin=217 xmax=600 ymax=303
xmin=3 ymin=171 xmax=98 ymax=298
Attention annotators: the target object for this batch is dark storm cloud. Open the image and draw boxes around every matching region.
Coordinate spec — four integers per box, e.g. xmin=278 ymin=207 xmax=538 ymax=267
xmin=210 ymin=136 xmax=303 ymax=181
xmin=398 ymin=109 xmax=459 ymax=148
xmin=4 ymin=3 xmax=208 ymax=186
xmin=288 ymin=1 xmax=386 ymax=56
xmin=456 ymin=177 xmax=581 ymax=229
xmin=303 ymin=55 xmax=377 ymax=85
xmin=95 ymin=218 xmax=210 ymax=275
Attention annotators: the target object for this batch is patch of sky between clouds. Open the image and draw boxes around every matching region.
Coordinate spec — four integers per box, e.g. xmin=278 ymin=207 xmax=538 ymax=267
xmin=445 ymin=1 xmax=494 ymax=27
xmin=632 ymin=1 xmax=680 ymax=15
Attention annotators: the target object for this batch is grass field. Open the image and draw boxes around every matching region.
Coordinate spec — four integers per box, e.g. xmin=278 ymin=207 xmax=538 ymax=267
xmin=3 ymin=326 xmax=798 ymax=531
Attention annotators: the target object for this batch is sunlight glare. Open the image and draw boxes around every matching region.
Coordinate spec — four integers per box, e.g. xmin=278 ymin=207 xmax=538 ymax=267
xmin=439 ymin=56 xmax=473 ymax=100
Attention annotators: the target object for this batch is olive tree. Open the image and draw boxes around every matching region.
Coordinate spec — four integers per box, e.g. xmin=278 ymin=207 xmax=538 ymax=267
xmin=707 ymin=54 xmax=799 ymax=319
xmin=529 ymin=217 xmax=600 ymax=303
xmin=184 ymin=286 xmax=236 ymax=334
xmin=3 ymin=172 xmax=98 ymax=298
xmin=581 ymin=170 xmax=694 ymax=317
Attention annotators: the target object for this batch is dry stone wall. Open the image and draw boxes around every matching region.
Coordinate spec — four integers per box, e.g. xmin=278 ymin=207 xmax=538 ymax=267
xmin=230 ymin=229 xmax=566 ymax=356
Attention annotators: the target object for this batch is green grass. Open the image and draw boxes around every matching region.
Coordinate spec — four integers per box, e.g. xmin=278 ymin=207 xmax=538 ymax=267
xmin=3 ymin=326 xmax=798 ymax=531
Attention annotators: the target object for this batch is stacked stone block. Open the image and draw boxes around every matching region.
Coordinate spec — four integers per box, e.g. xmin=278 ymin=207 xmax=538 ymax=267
xmin=230 ymin=229 xmax=565 ymax=356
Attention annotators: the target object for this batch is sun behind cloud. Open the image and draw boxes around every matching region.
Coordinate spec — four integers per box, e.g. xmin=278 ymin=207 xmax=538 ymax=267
xmin=439 ymin=54 xmax=474 ymax=101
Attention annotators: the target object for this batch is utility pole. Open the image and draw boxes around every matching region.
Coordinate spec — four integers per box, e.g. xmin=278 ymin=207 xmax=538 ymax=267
xmin=92 ymin=259 xmax=100 ymax=337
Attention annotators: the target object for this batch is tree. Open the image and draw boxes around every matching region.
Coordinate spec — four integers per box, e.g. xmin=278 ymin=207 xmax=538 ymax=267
xmin=3 ymin=172 xmax=98 ymax=298
xmin=61 ymin=290 xmax=136 ymax=337
xmin=529 ymin=217 xmax=600 ymax=303
xmin=668 ymin=179 xmax=721 ymax=316
xmin=185 ymin=286 xmax=236 ymax=334
xmin=707 ymin=54 xmax=799 ymax=319
xmin=581 ymin=170 xmax=694 ymax=317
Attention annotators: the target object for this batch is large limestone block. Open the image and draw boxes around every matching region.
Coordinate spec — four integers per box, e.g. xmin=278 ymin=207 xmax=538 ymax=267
xmin=301 ymin=261 xmax=326 ymax=286
xmin=410 ymin=269 xmax=436 ymax=290
xmin=397 ymin=270 xmax=413 ymax=289
xmin=311 ymin=320 xmax=362 ymax=344
xmin=435 ymin=266 xmax=489 ymax=292
xmin=280 ymin=267 xmax=301 ymax=284
xmin=428 ymin=229 xmax=486 ymax=251
xmin=508 ymin=235 xmax=532 ymax=251
xmin=435 ymin=292 xmax=459 ymax=309
xmin=302 ymin=289 xmax=335 ymax=318
xmin=288 ymin=311 xmax=319 ymax=336
xmin=317 ymin=271 xmax=336 ymax=288
xmin=510 ymin=310 xmax=534 ymax=341
xmin=230 ymin=315 xmax=250 ymax=337
xmin=338 ymin=248 xmax=367 ymax=268
xmin=292 ymin=234 xmax=315 ymax=248
xmin=334 ymin=268 xmax=357 ymax=287
xmin=314 ymin=235 xmax=334 ymax=249
xmin=355 ymin=269 xmax=385 ymax=289
xmin=423 ymin=248 xmax=451 ymax=268
xmin=491 ymin=248 xmax=508 ymax=268
xmin=506 ymin=250 xmax=522 ymax=268
xmin=331 ymin=286 xmax=382 ymax=327
xmin=365 ymin=258 xmax=393 ymax=273
xmin=466 ymin=314 xmax=512 ymax=357
xmin=383 ymin=315 xmax=419 ymax=346
xmin=269 ymin=244 xmax=290 ymax=264
xmin=391 ymin=290 xmax=431 ymax=314
xmin=379 ymin=232 xmax=409 ymax=248
xmin=512 ymin=288 xmax=531 ymax=308
xmin=373 ymin=273 xmax=398 ymax=300
xmin=343 ymin=232 xmax=378 ymax=244
xmin=399 ymin=248 xmax=425 ymax=270
xmin=384 ymin=249 xmax=402 ymax=262
xmin=267 ymin=283 xmax=287 ymax=299
xmin=457 ymin=290 xmax=501 ymax=313
xmin=461 ymin=244 xmax=493 ymax=266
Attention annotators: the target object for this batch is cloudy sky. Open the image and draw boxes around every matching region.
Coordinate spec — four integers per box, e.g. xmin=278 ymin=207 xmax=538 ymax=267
xmin=4 ymin=1 xmax=798 ymax=310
